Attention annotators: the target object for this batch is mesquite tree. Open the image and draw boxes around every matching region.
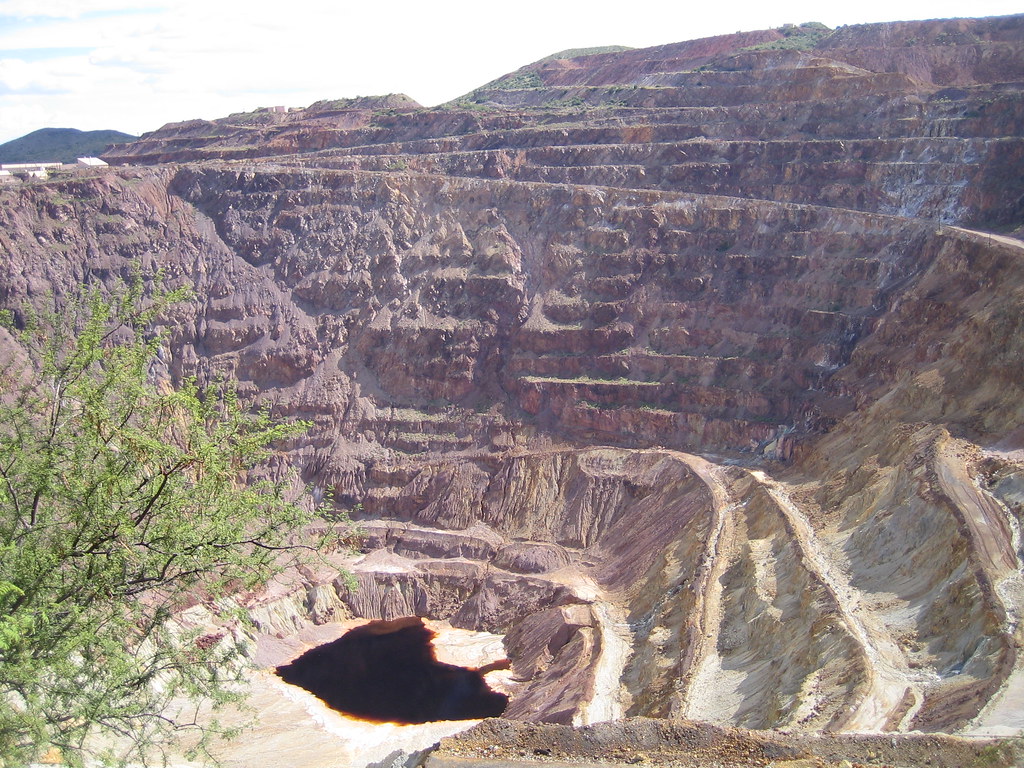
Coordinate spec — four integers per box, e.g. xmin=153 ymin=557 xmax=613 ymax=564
xmin=0 ymin=284 xmax=326 ymax=766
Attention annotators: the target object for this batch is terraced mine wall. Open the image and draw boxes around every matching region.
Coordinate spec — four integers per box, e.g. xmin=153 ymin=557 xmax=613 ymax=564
xmin=2 ymin=13 xmax=1024 ymax=748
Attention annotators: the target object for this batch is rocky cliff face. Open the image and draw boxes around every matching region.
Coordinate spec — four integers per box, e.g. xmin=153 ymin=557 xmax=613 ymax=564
xmin=4 ymin=13 xmax=1024 ymax=753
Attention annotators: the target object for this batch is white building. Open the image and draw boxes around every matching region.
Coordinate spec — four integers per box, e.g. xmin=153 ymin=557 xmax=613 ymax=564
xmin=77 ymin=157 xmax=108 ymax=167
xmin=0 ymin=162 xmax=63 ymax=179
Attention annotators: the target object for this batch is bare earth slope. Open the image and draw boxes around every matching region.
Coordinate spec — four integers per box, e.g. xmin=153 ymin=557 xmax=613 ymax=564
xmin=3 ymin=13 xmax=1024 ymax=767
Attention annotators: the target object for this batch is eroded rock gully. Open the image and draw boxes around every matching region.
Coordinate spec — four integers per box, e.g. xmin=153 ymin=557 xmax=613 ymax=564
xmin=3 ymin=13 xmax=1024 ymax=767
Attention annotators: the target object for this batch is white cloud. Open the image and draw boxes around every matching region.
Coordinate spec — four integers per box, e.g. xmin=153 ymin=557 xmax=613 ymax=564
xmin=0 ymin=0 xmax=166 ymax=20
xmin=0 ymin=58 xmax=68 ymax=93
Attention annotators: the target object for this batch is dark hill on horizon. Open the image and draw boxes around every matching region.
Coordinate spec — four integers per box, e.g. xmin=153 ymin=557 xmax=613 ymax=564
xmin=0 ymin=127 xmax=137 ymax=165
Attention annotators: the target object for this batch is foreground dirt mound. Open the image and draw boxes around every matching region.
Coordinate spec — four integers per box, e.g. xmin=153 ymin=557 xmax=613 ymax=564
xmin=1 ymin=13 xmax=1023 ymax=765
xmin=427 ymin=718 xmax=1024 ymax=767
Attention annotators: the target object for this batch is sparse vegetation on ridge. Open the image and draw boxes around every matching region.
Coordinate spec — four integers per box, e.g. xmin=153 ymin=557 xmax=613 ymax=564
xmin=539 ymin=45 xmax=635 ymax=61
xmin=738 ymin=22 xmax=833 ymax=51
xmin=483 ymin=70 xmax=546 ymax=91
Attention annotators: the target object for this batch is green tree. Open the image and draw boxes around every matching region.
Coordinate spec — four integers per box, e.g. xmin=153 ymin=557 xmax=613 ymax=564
xmin=0 ymin=284 xmax=328 ymax=766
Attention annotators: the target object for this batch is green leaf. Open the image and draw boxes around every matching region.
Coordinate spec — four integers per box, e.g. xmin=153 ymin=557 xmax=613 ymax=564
xmin=0 ymin=277 xmax=344 ymax=766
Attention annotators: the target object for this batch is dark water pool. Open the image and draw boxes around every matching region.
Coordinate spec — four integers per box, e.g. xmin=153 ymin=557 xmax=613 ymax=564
xmin=275 ymin=617 xmax=508 ymax=724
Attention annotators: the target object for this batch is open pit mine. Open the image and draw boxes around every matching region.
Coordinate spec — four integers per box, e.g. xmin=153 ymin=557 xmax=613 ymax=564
xmin=3 ymin=13 xmax=1024 ymax=768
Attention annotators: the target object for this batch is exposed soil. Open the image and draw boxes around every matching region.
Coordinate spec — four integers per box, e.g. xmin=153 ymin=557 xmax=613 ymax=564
xmin=428 ymin=718 xmax=1024 ymax=768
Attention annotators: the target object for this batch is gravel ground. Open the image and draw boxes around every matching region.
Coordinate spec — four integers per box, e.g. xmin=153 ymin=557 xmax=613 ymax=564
xmin=424 ymin=718 xmax=1024 ymax=768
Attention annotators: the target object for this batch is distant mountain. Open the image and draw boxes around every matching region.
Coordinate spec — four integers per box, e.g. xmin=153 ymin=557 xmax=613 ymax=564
xmin=0 ymin=128 xmax=137 ymax=165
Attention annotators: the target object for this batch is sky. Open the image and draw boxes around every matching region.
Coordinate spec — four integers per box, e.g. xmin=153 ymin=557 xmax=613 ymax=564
xmin=0 ymin=0 xmax=1021 ymax=145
